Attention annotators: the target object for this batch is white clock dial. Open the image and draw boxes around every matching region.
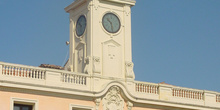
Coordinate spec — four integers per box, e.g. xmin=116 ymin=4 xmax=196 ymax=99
xmin=76 ymin=15 xmax=86 ymax=36
xmin=102 ymin=13 xmax=121 ymax=33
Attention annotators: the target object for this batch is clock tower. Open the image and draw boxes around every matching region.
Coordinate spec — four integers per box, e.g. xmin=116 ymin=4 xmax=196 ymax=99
xmin=64 ymin=0 xmax=136 ymax=80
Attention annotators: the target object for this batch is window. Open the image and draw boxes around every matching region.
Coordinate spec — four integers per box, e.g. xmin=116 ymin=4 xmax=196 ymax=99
xmin=14 ymin=104 xmax=32 ymax=110
xmin=70 ymin=104 xmax=93 ymax=110
xmin=11 ymin=98 xmax=38 ymax=110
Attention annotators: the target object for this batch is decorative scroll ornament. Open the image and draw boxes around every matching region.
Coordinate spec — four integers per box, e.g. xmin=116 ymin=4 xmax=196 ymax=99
xmin=88 ymin=0 xmax=99 ymax=11
xmin=84 ymin=56 xmax=91 ymax=73
xmin=87 ymin=2 xmax=92 ymax=11
xmin=93 ymin=56 xmax=101 ymax=73
xmin=95 ymin=98 xmax=101 ymax=110
xmin=102 ymin=86 xmax=124 ymax=110
xmin=124 ymin=5 xmax=131 ymax=16
xmin=125 ymin=61 xmax=135 ymax=79
xmin=127 ymin=101 xmax=133 ymax=110
xmin=84 ymin=56 xmax=101 ymax=74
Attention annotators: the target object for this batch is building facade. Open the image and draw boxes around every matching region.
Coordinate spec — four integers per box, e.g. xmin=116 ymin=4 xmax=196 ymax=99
xmin=0 ymin=0 xmax=220 ymax=110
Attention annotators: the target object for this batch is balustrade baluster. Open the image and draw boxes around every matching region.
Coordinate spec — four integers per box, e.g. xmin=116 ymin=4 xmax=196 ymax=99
xmin=81 ymin=77 xmax=84 ymax=84
xmin=71 ymin=75 xmax=73 ymax=83
xmin=33 ymin=70 xmax=36 ymax=78
xmin=6 ymin=66 xmax=9 ymax=75
xmin=2 ymin=65 xmax=5 ymax=75
xmin=82 ymin=77 xmax=84 ymax=85
xmin=196 ymin=92 xmax=198 ymax=99
xmin=67 ymin=74 xmax=70 ymax=83
xmin=143 ymin=85 xmax=146 ymax=93
xmin=12 ymin=67 xmax=15 ymax=76
xmin=15 ymin=67 xmax=17 ymax=76
xmin=24 ymin=68 xmax=26 ymax=77
xmin=37 ymin=70 xmax=40 ymax=79
xmin=8 ymin=66 xmax=11 ymax=75
xmin=175 ymin=90 xmax=177 ymax=96
xmin=39 ymin=70 xmax=42 ymax=79
xmin=152 ymin=86 xmax=155 ymax=94
xmin=30 ymin=69 xmax=33 ymax=78
xmin=21 ymin=68 xmax=23 ymax=77
xmin=77 ymin=76 xmax=79 ymax=84
xmin=64 ymin=74 xmax=66 ymax=82
xmin=79 ymin=76 xmax=82 ymax=84
xmin=27 ymin=69 xmax=30 ymax=78
xmin=140 ymin=84 xmax=143 ymax=92
xmin=84 ymin=77 xmax=86 ymax=85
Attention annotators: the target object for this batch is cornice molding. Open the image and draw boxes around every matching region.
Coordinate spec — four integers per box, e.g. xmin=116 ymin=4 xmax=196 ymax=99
xmin=100 ymin=0 xmax=136 ymax=6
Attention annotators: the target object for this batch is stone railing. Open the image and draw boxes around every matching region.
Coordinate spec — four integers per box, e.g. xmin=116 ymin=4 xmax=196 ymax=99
xmin=0 ymin=62 xmax=90 ymax=91
xmin=172 ymin=88 xmax=204 ymax=100
xmin=1 ymin=63 xmax=46 ymax=80
xmin=135 ymin=82 xmax=158 ymax=94
xmin=134 ymin=81 xmax=220 ymax=108
xmin=217 ymin=95 xmax=220 ymax=102
xmin=62 ymin=73 xmax=87 ymax=85
xmin=0 ymin=62 xmax=220 ymax=109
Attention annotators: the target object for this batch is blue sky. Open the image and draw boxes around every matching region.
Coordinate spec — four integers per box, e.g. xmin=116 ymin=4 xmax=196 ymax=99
xmin=0 ymin=0 xmax=219 ymax=92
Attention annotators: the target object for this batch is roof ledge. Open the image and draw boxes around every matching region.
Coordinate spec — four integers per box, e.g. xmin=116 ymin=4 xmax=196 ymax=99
xmin=101 ymin=0 xmax=136 ymax=6
xmin=65 ymin=0 xmax=87 ymax=13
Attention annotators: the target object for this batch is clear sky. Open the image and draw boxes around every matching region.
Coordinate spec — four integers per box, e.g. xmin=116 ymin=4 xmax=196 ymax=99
xmin=0 ymin=0 xmax=219 ymax=92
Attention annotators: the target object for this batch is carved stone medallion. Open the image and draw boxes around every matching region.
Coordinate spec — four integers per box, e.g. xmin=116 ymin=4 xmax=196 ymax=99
xmin=102 ymin=86 xmax=124 ymax=110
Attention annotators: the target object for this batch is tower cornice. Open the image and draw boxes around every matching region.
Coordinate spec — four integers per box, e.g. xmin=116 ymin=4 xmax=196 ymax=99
xmin=100 ymin=0 xmax=136 ymax=6
xmin=65 ymin=0 xmax=87 ymax=13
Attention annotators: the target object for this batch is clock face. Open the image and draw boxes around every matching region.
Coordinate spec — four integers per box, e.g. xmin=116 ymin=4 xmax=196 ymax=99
xmin=76 ymin=15 xmax=86 ymax=36
xmin=102 ymin=13 xmax=121 ymax=33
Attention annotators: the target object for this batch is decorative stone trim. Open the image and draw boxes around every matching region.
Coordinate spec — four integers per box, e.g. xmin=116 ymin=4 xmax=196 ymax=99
xmin=125 ymin=61 xmax=135 ymax=79
xmin=93 ymin=56 xmax=101 ymax=74
xmin=124 ymin=5 xmax=131 ymax=16
xmin=127 ymin=101 xmax=133 ymax=110
xmin=95 ymin=98 xmax=101 ymax=110
xmin=102 ymin=86 xmax=124 ymax=110
xmin=88 ymin=0 xmax=99 ymax=11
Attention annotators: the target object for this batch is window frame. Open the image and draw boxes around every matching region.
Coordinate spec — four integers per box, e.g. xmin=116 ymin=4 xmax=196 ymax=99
xmin=70 ymin=104 xmax=94 ymax=110
xmin=11 ymin=98 xmax=38 ymax=110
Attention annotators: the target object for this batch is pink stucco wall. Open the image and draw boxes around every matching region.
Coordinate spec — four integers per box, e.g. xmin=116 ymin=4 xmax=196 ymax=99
xmin=0 ymin=87 xmax=166 ymax=110
xmin=0 ymin=88 xmax=94 ymax=110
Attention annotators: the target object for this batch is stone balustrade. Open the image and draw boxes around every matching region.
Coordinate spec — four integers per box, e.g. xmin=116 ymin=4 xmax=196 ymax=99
xmin=0 ymin=62 xmax=220 ymax=108
xmin=62 ymin=73 xmax=87 ymax=85
xmin=172 ymin=88 xmax=204 ymax=100
xmin=134 ymin=81 xmax=220 ymax=108
xmin=1 ymin=63 xmax=46 ymax=80
xmin=135 ymin=82 xmax=158 ymax=94
xmin=0 ymin=62 xmax=90 ymax=90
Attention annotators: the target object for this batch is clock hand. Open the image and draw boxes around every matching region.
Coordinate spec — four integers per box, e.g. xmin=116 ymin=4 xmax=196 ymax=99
xmin=107 ymin=18 xmax=114 ymax=32
xmin=79 ymin=22 xmax=82 ymax=27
